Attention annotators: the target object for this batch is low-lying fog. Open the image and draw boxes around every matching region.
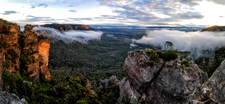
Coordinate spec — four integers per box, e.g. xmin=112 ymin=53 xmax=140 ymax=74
xmin=33 ymin=27 xmax=103 ymax=44
xmin=133 ymin=29 xmax=225 ymax=59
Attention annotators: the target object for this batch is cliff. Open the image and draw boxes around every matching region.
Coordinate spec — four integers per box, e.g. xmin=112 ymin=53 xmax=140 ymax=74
xmin=117 ymin=49 xmax=225 ymax=103
xmin=0 ymin=21 xmax=20 ymax=81
xmin=0 ymin=19 xmax=51 ymax=82
xmin=40 ymin=23 xmax=95 ymax=32
xmin=202 ymin=25 xmax=225 ymax=31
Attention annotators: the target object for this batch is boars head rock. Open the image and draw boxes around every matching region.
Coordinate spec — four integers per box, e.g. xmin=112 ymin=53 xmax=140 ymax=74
xmin=38 ymin=36 xmax=51 ymax=80
xmin=118 ymin=49 xmax=208 ymax=104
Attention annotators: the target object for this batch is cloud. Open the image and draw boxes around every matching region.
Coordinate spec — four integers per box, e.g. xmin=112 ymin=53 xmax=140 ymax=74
xmin=22 ymin=15 xmax=56 ymax=22
xmin=69 ymin=17 xmax=93 ymax=21
xmin=207 ymin=0 xmax=225 ymax=5
xmin=2 ymin=11 xmax=19 ymax=15
xmin=133 ymin=29 xmax=225 ymax=59
xmin=68 ymin=10 xmax=77 ymax=13
xmin=98 ymin=0 xmax=204 ymax=26
xmin=31 ymin=3 xmax=48 ymax=8
xmin=33 ymin=27 xmax=103 ymax=44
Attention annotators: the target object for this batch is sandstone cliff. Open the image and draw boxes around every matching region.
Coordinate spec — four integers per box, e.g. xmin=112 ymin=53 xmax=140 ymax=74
xmin=40 ymin=23 xmax=95 ymax=32
xmin=117 ymin=49 xmax=212 ymax=104
xmin=0 ymin=19 xmax=51 ymax=81
xmin=0 ymin=21 xmax=21 ymax=81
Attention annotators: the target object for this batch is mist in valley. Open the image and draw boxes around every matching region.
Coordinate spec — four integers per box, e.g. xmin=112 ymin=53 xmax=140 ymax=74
xmin=33 ymin=27 xmax=103 ymax=44
xmin=133 ymin=29 xmax=225 ymax=59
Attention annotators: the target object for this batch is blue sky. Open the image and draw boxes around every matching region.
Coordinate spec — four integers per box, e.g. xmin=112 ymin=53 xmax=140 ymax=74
xmin=1 ymin=0 xmax=225 ymax=26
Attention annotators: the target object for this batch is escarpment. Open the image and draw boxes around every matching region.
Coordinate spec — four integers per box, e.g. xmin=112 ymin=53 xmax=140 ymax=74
xmin=0 ymin=20 xmax=51 ymax=82
xmin=40 ymin=23 xmax=95 ymax=32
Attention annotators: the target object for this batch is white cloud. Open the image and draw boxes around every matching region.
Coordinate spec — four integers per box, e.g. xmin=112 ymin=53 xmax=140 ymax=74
xmin=34 ymin=27 xmax=103 ymax=43
xmin=133 ymin=29 xmax=225 ymax=59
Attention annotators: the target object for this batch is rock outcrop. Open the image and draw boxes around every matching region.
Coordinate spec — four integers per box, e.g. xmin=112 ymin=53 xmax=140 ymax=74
xmin=0 ymin=19 xmax=51 ymax=82
xmin=40 ymin=23 xmax=95 ymax=32
xmin=0 ymin=22 xmax=20 ymax=73
xmin=100 ymin=75 xmax=120 ymax=89
xmin=118 ymin=49 xmax=209 ymax=104
xmin=199 ymin=60 xmax=225 ymax=103
xmin=0 ymin=91 xmax=28 ymax=104
xmin=21 ymin=25 xmax=40 ymax=80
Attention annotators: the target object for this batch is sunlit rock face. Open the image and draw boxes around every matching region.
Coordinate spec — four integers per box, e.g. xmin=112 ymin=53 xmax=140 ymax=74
xmin=21 ymin=25 xmax=40 ymax=80
xmin=38 ymin=37 xmax=51 ymax=80
xmin=118 ymin=50 xmax=208 ymax=104
xmin=0 ymin=22 xmax=51 ymax=82
xmin=0 ymin=24 xmax=20 ymax=73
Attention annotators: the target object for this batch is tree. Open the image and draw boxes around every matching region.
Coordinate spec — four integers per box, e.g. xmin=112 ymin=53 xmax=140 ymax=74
xmin=164 ymin=41 xmax=173 ymax=50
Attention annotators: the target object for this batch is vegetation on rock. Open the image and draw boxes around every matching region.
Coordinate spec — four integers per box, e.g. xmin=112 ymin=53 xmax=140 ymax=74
xmin=162 ymin=50 xmax=178 ymax=61
xmin=196 ymin=47 xmax=225 ymax=77
xmin=0 ymin=18 xmax=18 ymax=26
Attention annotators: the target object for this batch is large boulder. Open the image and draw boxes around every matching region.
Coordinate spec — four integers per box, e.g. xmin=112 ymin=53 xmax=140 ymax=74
xmin=118 ymin=50 xmax=209 ymax=104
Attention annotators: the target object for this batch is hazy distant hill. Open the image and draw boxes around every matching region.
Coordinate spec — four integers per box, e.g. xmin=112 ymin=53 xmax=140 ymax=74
xmin=202 ymin=25 xmax=225 ymax=31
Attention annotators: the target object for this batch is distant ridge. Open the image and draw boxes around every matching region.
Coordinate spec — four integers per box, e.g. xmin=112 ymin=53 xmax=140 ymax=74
xmin=39 ymin=23 xmax=95 ymax=32
xmin=202 ymin=25 xmax=225 ymax=31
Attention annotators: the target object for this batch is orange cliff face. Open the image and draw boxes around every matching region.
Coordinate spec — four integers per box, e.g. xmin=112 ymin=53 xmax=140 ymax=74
xmin=0 ymin=19 xmax=51 ymax=82
xmin=0 ymin=23 xmax=20 ymax=73
xmin=38 ymin=37 xmax=51 ymax=80
xmin=21 ymin=25 xmax=51 ymax=81
xmin=21 ymin=25 xmax=40 ymax=81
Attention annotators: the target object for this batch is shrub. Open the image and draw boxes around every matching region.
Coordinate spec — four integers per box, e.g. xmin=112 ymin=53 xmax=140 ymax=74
xmin=162 ymin=50 xmax=178 ymax=61
xmin=173 ymin=61 xmax=177 ymax=66
xmin=149 ymin=60 xmax=154 ymax=66
xmin=182 ymin=60 xmax=189 ymax=67
xmin=180 ymin=66 xmax=184 ymax=69
xmin=145 ymin=50 xmax=159 ymax=61
xmin=182 ymin=53 xmax=188 ymax=58
xmin=153 ymin=72 xmax=158 ymax=76
xmin=0 ymin=41 xmax=9 ymax=48
xmin=180 ymin=55 xmax=183 ymax=61
xmin=5 ymin=49 xmax=19 ymax=63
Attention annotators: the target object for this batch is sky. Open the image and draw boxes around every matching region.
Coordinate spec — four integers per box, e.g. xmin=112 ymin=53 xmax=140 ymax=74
xmin=1 ymin=0 xmax=225 ymax=26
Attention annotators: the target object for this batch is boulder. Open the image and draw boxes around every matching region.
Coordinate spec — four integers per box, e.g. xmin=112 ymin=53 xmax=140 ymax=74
xmin=119 ymin=50 xmax=208 ymax=104
xmin=100 ymin=75 xmax=120 ymax=89
xmin=0 ymin=91 xmax=28 ymax=104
